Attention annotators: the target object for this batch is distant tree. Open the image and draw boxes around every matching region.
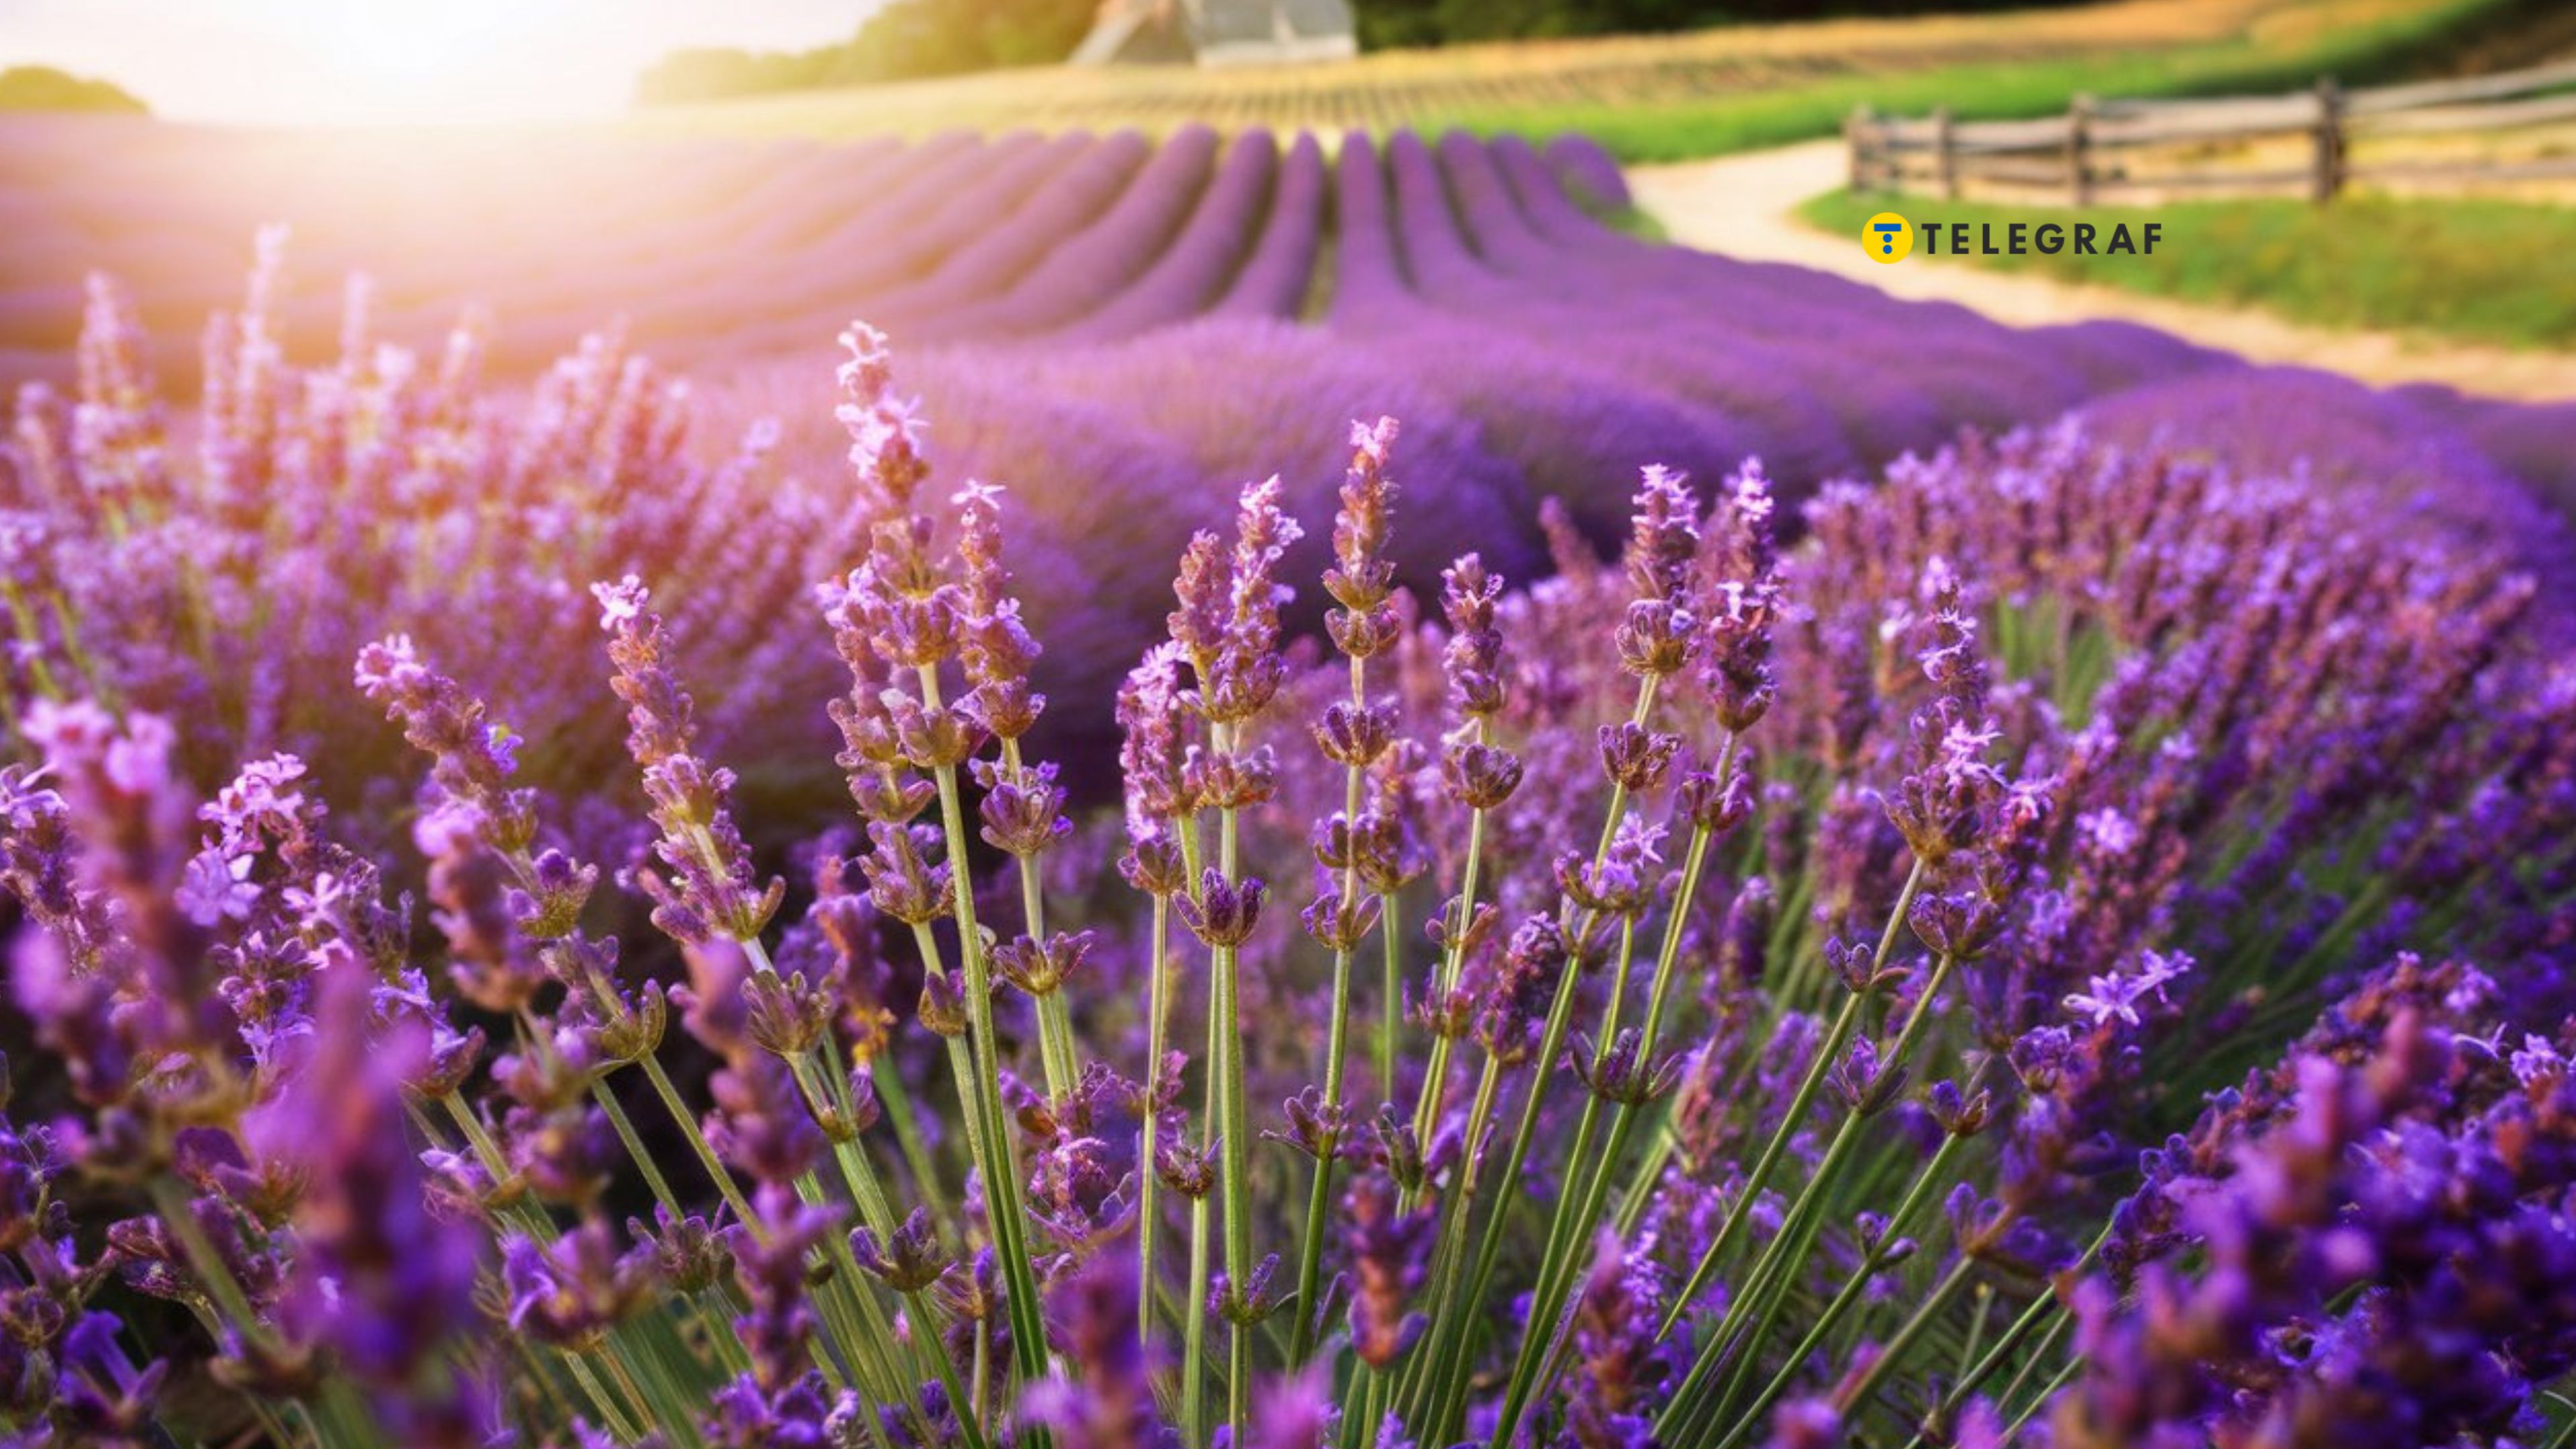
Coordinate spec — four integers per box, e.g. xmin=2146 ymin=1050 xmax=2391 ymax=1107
xmin=637 ymin=0 xmax=1095 ymax=105
xmin=0 ymin=64 xmax=148 ymax=115
xmin=635 ymin=0 xmax=2101 ymax=103
xmin=1357 ymin=0 xmax=2092 ymax=48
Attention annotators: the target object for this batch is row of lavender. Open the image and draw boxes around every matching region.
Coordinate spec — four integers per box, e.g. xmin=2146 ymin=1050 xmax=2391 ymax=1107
xmin=8 ymin=117 xmax=2569 ymax=550
xmin=26 ymin=219 xmax=2569 ymax=883
xmin=5 ymin=291 xmax=2576 ymax=1449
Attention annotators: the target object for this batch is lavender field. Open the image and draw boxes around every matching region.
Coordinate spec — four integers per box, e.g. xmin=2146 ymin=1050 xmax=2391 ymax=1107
xmin=5 ymin=82 xmax=2576 ymax=1449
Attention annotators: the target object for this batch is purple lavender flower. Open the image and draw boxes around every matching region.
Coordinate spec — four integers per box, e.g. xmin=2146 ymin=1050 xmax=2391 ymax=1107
xmin=595 ymin=574 xmax=786 ymax=945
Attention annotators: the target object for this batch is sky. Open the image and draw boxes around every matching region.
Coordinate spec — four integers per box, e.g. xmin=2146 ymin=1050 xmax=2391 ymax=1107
xmin=0 ymin=0 xmax=883 ymax=126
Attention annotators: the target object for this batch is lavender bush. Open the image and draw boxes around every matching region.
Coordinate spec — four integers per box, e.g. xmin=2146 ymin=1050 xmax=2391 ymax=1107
xmin=0 ymin=237 xmax=869 ymax=861
xmin=4 ymin=291 xmax=2575 ymax=1449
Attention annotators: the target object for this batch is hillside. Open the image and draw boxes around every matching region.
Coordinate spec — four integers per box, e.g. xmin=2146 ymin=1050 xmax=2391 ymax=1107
xmin=624 ymin=0 xmax=2510 ymax=159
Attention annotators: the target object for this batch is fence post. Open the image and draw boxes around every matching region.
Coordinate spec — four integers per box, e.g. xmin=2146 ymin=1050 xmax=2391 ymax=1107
xmin=2311 ymin=75 xmax=2345 ymax=203
xmin=1847 ymin=104 xmax=1876 ymax=193
xmin=1933 ymin=105 xmax=1957 ymax=200
xmin=2067 ymin=93 xmax=2095 ymax=205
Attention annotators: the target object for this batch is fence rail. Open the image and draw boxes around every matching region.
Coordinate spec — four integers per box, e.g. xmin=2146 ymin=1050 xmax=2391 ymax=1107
xmin=1849 ymin=58 xmax=2576 ymax=204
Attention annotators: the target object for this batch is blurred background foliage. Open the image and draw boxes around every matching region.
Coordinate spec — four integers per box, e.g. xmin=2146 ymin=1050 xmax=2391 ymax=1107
xmin=638 ymin=0 xmax=1101 ymax=104
xmin=0 ymin=63 xmax=148 ymax=114
xmin=639 ymin=0 xmax=2118 ymax=105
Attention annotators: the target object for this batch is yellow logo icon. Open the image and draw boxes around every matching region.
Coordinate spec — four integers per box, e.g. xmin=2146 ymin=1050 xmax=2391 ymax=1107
xmin=1864 ymin=211 xmax=1913 ymax=264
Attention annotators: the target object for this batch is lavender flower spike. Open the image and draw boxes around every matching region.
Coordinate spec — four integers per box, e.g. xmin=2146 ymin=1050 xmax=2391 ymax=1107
xmin=594 ymin=574 xmax=785 ymax=945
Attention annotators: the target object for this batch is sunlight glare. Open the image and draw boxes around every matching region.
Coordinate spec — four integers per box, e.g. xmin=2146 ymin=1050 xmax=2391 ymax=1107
xmin=244 ymin=0 xmax=586 ymax=125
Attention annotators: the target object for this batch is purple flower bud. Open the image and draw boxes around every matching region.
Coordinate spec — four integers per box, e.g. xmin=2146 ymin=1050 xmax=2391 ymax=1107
xmin=1155 ymin=1138 xmax=1218 ymax=1200
xmin=1597 ymin=722 xmax=1681 ymax=794
xmin=991 ymin=930 xmax=1095 ymax=999
xmin=1615 ymin=597 xmax=1697 ymax=677
xmin=850 ymin=1208 xmax=952 ymax=1293
xmin=1442 ymin=741 xmax=1524 ymax=810
xmin=1177 ymin=871 xmax=1265 ymax=948
xmin=1316 ymin=700 xmax=1399 ymax=769
xmin=1212 ymin=1252 xmax=1282 ymax=1326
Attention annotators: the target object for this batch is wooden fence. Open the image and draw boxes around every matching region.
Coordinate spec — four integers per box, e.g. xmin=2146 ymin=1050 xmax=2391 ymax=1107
xmin=1848 ymin=58 xmax=2576 ymax=203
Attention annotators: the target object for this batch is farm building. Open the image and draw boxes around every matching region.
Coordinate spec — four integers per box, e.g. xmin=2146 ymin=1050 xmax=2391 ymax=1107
xmin=1072 ymin=0 xmax=1358 ymax=67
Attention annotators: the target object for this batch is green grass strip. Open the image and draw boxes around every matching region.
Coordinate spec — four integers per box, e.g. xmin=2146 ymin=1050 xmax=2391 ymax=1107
xmin=1801 ymin=186 xmax=2576 ymax=350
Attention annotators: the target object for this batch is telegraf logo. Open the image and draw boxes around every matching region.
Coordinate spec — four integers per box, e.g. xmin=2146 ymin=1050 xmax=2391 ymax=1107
xmin=1862 ymin=210 xmax=2162 ymax=263
xmin=1864 ymin=211 xmax=1913 ymax=262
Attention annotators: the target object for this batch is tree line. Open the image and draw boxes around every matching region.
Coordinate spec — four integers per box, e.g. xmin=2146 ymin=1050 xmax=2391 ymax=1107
xmin=635 ymin=0 xmax=2092 ymax=105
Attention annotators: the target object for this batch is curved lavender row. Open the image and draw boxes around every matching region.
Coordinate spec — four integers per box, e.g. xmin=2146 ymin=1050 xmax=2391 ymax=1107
xmin=2023 ymin=315 xmax=2235 ymax=392
xmin=1470 ymin=136 xmax=2009 ymax=359
xmin=1545 ymin=131 xmax=1633 ymax=213
xmin=17 ymin=127 xmax=859 ymax=343
xmin=1383 ymin=129 xmax=1499 ymax=299
xmin=0 ymin=123 xmax=1110 ymax=384
xmin=1051 ymin=129 xmax=1280 ymax=344
xmin=1411 ymin=127 xmax=1952 ymax=486
xmin=1328 ymin=130 xmax=1417 ymax=323
xmin=458 ymin=138 xmax=945 ymax=372
xmin=0 ymin=127 xmax=938 ymax=384
xmin=1206 ymin=131 xmax=1328 ymax=321
xmin=2395 ymin=385 xmax=2576 ymax=517
xmin=584 ymin=138 xmax=973 ymax=339
xmin=856 ymin=131 xmax=1156 ymax=337
xmin=1301 ymin=131 xmax=1845 ymax=525
xmin=1432 ymin=130 xmax=1947 ymax=479
xmin=1466 ymin=133 xmax=2182 ymax=462
xmin=1291 ymin=136 xmax=1792 ymax=523
xmin=1432 ymin=129 xmax=1563 ymax=275
xmin=1353 ymin=135 xmax=1866 ymax=497
xmin=523 ymin=132 xmax=979 ymax=362
xmin=1355 ymin=323 xmax=1782 ymax=539
xmin=1011 ymin=317 xmax=1545 ymax=594
xmin=2465 ymin=400 xmax=2576 ymax=506
xmin=684 ymin=131 xmax=1087 ymax=362
xmin=1487 ymin=131 xmax=2018 ymax=340
xmin=936 ymin=124 xmax=1224 ymax=341
xmin=2082 ymin=367 xmax=2576 ymax=588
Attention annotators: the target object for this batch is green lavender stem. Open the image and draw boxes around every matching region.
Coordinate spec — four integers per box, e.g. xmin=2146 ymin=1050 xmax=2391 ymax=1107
xmin=1403 ymin=1056 xmax=1507 ymax=1431
xmin=1213 ymin=762 xmax=1256 ymax=1449
xmin=1487 ymin=774 xmax=1731 ymax=1444
xmin=1183 ymin=1193 xmax=1214 ymax=1446
xmin=1291 ymin=657 xmax=1373 ymax=1364
xmin=1138 ymin=892 xmax=1175 ymax=1347
xmin=1706 ymin=1131 xmax=1974 ymax=1449
xmin=2002 ymin=1349 xmax=2084 ymax=1443
xmin=1995 ymin=1310 xmax=2076 ymax=1423
xmin=1003 ymin=737 xmax=1080 ymax=1100
xmin=906 ymin=1289 xmax=993 ymax=1449
xmin=873 ymin=1068 xmax=953 ymax=1222
xmin=153 ymin=1177 xmax=391 ymax=1449
xmin=1658 ymin=857 xmax=1927 ymax=1343
xmin=1408 ymin=795 xmax=1490 ymax=1152
xmin=1288 ymin=937 xmax=1354 ymax=1365
xmin=1378 ymin=891 xmax=1402 ymax=1111
xmin=918 ymin=665 xmax=1055 ymax=1386
xmin=1409 ymin=674 xmax=1662 ymax=1433
xmin=1831 ymin=1255 xmax=1979 ymax=1419
xmin=1901 ymin=1229 xmax=2104 ymax=1449
xmin=592 ymin=1078 xmax=685 ymax=1222
xmin=1488 ymin=914 xmax=1648 ymax=1441
xmin=1659 ymin=952 xmax=1960 ymax=1438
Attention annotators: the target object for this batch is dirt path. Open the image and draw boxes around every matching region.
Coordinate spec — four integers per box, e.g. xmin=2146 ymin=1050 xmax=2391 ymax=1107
xmin=1628 ymin=139 xmax=2576 ymax=402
